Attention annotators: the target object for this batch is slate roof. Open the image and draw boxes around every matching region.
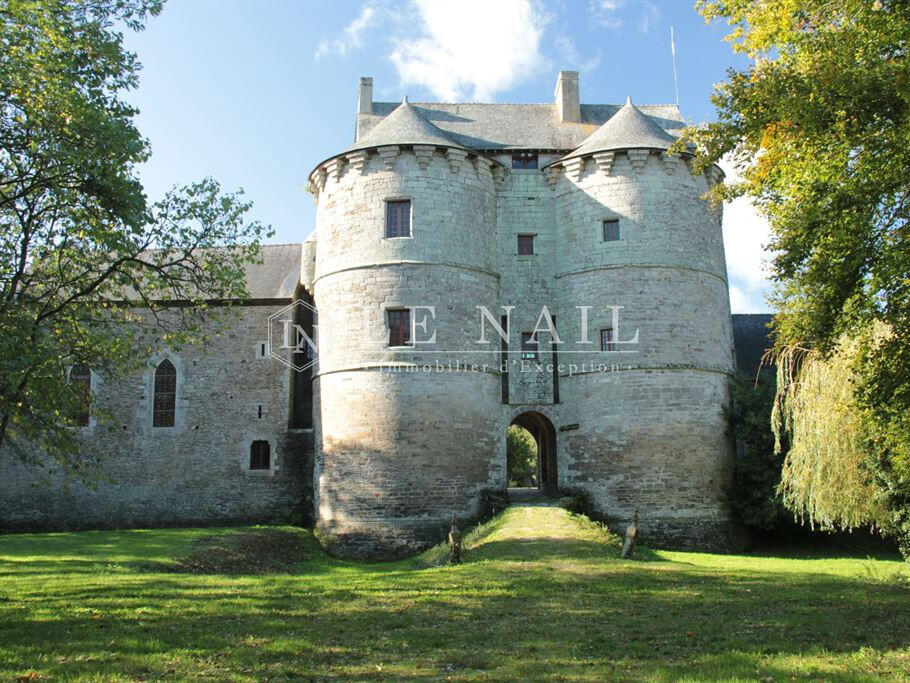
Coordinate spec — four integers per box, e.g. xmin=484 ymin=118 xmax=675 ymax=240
xmin=357 ymin=101 xmax=684 ymax=151
xmin=558 ymin=98 xmax=679 ymax=163
xmin=732 ymin=314 xmax=774 ymax=377
xmin=243 ymin=243 xmax=302 ymax=299
xmin=346 ymin=99 xmax=467 ymax=155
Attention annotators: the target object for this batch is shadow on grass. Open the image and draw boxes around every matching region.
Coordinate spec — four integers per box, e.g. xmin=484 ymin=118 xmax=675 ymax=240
xmin=2 ymin=514 xmax=909 ymax=679
xmin=1 ymin=559 xmax=908 ymax=680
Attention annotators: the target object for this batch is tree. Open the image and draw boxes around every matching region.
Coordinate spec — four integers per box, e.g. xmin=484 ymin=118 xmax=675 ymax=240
xmin=727 ymin=371 xmax=790 ymax=532
xmin=682 ymin=0 xmax=910 ymax=555
xmin=773 ymin=334 xmax=890 ymax=532
xmin=0 ymin=1 xmax=270 ymax=474
xmin=507 ymin=425 xmax=537 ymax=488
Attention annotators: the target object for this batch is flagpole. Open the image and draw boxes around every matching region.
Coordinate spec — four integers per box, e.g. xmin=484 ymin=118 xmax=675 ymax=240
xmin=670 ymin=26 xmax=680 ymax=108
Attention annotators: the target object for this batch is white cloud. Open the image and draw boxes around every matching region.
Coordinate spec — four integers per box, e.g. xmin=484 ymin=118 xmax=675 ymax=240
xmin=637 ymin=2 xmax=660 ymax=34
xmin=554 ymin=35 xmax=601 ymax=72
xmin=315 ymin=3 xmax=378 ymax=60
xmin=720 ymin=157 xmax=774 ymax=313
xmin=590 ymin=0 xmax=624 ymax=29
xmin=589 ymin=0 xmax=660 ymax=33
xmin=728 ymin=284 xmax=751 ymax=313
xmin=389 ymin=0 xmax=549 ymax=101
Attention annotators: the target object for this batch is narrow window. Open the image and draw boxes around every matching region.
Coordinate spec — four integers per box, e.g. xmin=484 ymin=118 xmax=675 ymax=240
xmin=152 ymin=359 xmax=177 ymax=428
xmin=521 ymin=332 xmax=538 ymax=360
xmin=600 ymin=328 xmax=615 ymax=352
xmin=517 ymin=234 xmax=535 ymax=255
xmin=70 ymin=364 xmax=91 ymax=427
xmin=603 ymin=219 xmax=620 ymax=242
xmin=249 ymin=440 xmax=270 ymax=470
xmin=386 ymin=199 xmax=411 ymax=238
xmin=387 ymin=308 xmax=411 ymax=347
xmin=511 ymin=152 xmax=538 ymax=170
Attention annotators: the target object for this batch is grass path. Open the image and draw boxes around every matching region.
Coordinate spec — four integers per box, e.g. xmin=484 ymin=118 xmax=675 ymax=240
xmin=1 ymin=506 xmax=908 ymax=681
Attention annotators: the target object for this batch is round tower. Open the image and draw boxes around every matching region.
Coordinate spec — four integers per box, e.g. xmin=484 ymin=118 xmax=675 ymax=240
xmin=546 ymin=99 xmax=740 ymax=549
xmin=307 ymin=100 xmax=504 ymax=558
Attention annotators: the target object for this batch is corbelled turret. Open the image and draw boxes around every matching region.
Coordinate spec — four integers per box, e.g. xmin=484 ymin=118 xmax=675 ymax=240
xmin=557 ymin=97 xmax=678 ymax=161
xmin=344 ymin=97 xmax=467 ymax=155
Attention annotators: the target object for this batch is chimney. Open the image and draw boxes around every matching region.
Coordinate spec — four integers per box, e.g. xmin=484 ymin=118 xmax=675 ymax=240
xmin=554 ymin=70 xmax=580 ymax=123
xmin=357 ymin=76 xmax=373 ymax=115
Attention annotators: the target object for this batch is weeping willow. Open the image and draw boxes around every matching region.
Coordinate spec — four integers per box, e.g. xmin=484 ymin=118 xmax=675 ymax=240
xmin=771 ymin=333 xmax=889 ymax=531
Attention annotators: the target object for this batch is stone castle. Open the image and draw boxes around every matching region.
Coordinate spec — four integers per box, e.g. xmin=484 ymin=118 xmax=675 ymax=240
xmin=0 ymin=72 xmax=765 ymax=557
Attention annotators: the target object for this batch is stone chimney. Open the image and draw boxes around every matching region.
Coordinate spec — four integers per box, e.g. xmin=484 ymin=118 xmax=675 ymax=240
xmin=357 ymin=76 xmax=373 ymax=115
xmin=554 ymin=70 xmax=580 ymax=123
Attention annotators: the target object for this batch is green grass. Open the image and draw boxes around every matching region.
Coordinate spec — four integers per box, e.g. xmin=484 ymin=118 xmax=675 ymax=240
xmin=1 ymin=506 xmax=909 ymax=681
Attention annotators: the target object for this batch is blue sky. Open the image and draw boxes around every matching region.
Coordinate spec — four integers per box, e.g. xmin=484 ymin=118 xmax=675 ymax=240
xmin=122 ymin=0 xmax=772 ymax=313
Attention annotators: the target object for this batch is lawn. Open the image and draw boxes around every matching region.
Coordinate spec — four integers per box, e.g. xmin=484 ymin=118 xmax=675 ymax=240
xmin=0 ymin=505 xmax=908 ymax=681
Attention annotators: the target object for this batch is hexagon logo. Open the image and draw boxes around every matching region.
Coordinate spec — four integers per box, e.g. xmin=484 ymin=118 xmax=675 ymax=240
xmin=267 ymin=300 xmax=318 ymax=372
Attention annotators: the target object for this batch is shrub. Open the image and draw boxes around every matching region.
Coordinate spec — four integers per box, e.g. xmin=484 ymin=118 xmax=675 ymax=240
xmin=727 ymin=370 xmax=792 ymax=531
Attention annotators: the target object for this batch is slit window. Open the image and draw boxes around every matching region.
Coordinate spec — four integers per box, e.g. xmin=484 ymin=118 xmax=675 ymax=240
xmin=517 ymin=234 xmax=535 ymax=255
xmin=387 ymin=308 xmax=411 ymax=347
xmin=250 ymin=440 xmax=270 ymax=470
xmin=600 ymin=328 xmax=615 ymax=352
xmin=152 ymin=359 xmax=177 ymax=428
xmin=603 ymin=219 xmax=620 ymax=242
xmin=386 ymin=199 xmax=411 ymax=238
xmin=521 ymin=332 xmax=539 ymax=360
xmin=70 ymin=364 xmax=91 ymax=427
xmin=511 ymin=152 xmax=538 ymax=169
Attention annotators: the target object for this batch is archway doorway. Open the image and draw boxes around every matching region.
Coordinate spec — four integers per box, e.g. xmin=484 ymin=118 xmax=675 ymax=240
xmin=508 ymin=412 xmax=558 ymax=495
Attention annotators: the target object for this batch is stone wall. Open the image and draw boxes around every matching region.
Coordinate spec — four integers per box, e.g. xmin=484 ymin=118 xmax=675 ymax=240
xmin=495 ymin=163 xmax=557 ymax=406
xmin=0 ymin=305 xmax=312 ymax=531
xmin=308 ymin=141 xmax=741 ymax=557
xmin=311 ymin=146 xmax=503 ymax=558
xmin=550 ymin=149 xmax=738 ymax=547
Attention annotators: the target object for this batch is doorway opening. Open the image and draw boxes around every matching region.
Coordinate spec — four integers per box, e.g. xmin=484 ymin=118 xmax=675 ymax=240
xmin=508 ymin=411 xmax=558 ymax=495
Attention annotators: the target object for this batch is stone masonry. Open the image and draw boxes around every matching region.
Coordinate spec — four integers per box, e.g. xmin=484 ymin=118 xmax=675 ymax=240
xmin=0 ymin=71 xmax=761 ymax=557
xmin=306 ymin=72 xmax=744 ymax=557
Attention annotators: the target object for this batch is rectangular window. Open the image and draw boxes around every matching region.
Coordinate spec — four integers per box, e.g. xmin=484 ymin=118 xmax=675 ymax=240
xmin=511 ymin=152 xmax=538 ymax=170
xmin=386 ymin=199 xmax=411 ymax=238
xmin=250 ymin=440 xmax=270 ymax=470
xmin=387 ymin=308 xmax=411 ymax=347
xmin=517 ymin=234 xmax=535 ymax=255
xmin=521 ymin=332 xmax=538 ymax=360
xmin=600 ymin=328 xmax=615 ymax=352
xmin=603 ymin=219 xmax=620 ymax=242
xmin=70 ymin=365 xmax=91 ymax=427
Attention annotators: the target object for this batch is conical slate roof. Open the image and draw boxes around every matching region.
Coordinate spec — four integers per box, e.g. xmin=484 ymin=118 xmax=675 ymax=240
xmin=345 ymin=98 xmax=467 ymax=154
xmin=560 ymin=97 xmax=677 ymax=161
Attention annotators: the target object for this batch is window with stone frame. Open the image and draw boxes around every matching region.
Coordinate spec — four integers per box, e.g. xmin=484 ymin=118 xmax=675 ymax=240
xmin=511 ymin=152 xmax=538 ymax=169
xmin=600 ymin=327 xmax=615 ymax=352
xmin=385 ymin=199 xmax=411 ymax=238
xmin=521 ymin=332 xmax=539 ymax=360
xmin=517 ymin=234 xmax=535 ymax=255
xmin=249 ymin=440 xmax=271 ymax=470
xmin=152 ymin=359 xmax=177 ymax=428
xmin=602 ymin=218 xmax=620 ymax=242
xmin=387 ymin=308 xmax=411 ymax=347
xmin=70 ymin=364 xmax=91 ymax=427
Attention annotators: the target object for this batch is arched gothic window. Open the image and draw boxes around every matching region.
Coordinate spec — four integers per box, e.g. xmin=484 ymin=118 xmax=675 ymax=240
xmin=70 ymin=364 xmax=91 ymax=427
xmin=152 ymin=359 xmax=177 ymax=428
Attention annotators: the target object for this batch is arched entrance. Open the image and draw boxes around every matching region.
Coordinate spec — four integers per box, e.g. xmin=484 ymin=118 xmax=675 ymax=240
xmin=508 ymin=411 xmax=558 ymax=495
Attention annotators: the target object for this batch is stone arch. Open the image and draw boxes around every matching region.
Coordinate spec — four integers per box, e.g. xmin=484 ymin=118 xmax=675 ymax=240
xmin=509 ymin=411 xmax=558 ymax=495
